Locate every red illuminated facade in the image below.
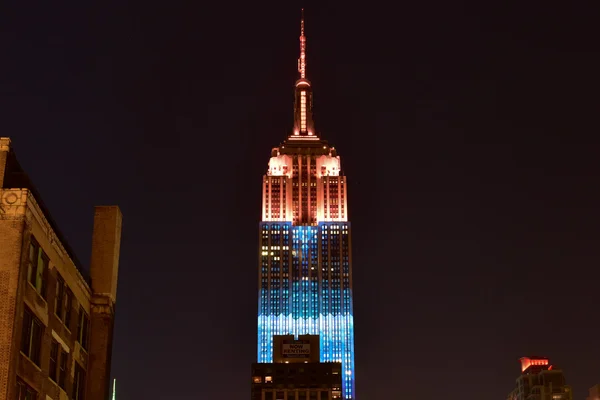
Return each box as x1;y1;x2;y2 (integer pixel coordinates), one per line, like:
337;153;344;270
262;11;347;226
520;357;550;372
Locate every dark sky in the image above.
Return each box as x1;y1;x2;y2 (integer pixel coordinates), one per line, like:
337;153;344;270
1;1;599;399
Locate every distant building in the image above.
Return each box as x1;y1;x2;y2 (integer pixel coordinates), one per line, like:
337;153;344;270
251;335;342;400
587;384;600;400
506;357;572;400
0;137;122;400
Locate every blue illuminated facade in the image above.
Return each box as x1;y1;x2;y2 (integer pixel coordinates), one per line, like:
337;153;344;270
258;222;355;398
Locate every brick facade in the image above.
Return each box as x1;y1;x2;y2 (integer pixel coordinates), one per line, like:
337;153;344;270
87;206;122;400
0;209;26;399
0;138;122;400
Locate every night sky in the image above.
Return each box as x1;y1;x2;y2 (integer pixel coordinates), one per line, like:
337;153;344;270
1;1;599;399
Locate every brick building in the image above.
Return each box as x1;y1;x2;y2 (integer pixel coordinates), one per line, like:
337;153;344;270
0;137;122;400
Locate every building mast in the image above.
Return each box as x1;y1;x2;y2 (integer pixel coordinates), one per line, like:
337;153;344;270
298;8;306;79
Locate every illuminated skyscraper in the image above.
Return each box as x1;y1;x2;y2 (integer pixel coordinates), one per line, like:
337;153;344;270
257;11;355;399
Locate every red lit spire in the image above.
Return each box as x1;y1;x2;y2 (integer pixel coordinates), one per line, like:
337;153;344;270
298;8;306;79
291;9;315;138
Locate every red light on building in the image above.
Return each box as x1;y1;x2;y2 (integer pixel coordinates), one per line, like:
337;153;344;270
520;357;549;372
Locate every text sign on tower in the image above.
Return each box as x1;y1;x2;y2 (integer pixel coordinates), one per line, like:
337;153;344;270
281;340;311;358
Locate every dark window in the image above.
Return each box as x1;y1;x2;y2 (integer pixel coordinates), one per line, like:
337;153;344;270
49;340;58;381
72;362;86;400
55;275;65;319
77;308;89;351
48;339;67;388
321;391;329;399
56;275;72;329
20;308;43;366
16;379;37;400
27;238;48;298
64;289;73;330
58;350;67;389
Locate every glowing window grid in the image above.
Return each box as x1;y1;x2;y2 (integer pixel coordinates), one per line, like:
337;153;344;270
258;223;355;399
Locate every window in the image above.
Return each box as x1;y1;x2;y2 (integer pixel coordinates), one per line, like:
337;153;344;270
16;379;37;400
21;308;43;366
49;340;58;382
27;238;48;298
64;289;73;329
49;340;67;389
56;274;72;329
77;308;90;351
58;349;67;389
72;362;86;400
55;275;65;320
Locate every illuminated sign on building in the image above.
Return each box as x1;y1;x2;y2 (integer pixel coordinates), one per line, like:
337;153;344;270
282;340;311;358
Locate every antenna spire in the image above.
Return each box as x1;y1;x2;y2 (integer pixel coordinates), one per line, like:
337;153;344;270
292;9;315;138
298;9;307;79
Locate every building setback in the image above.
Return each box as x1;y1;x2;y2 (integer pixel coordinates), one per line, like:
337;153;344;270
252;335;342;400
0;137;122;400
251;361;342;400
256;11;355;399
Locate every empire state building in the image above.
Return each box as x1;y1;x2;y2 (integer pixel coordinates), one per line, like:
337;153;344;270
257;12;356;399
